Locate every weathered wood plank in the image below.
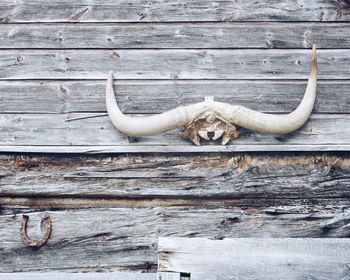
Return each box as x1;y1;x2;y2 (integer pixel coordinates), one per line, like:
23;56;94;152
2;23;350;49
0;0;349;22
1;154;349;198
0;0;348;277
1;145;350;153
158;237;350;280
1;80;350;114
3;197;349;212
1;272;156;280
157;272;180;280
1;206;350;272
0;49;346;80
0;114;349;152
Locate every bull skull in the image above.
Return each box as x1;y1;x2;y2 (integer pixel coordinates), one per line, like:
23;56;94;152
106;46;317;145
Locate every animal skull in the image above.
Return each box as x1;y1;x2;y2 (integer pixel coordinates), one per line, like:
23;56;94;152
179;102;240;145
106;46;317;145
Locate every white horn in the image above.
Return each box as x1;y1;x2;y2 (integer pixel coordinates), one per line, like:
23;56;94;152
106;71;193;136
106;46;317;145
231;45;317;134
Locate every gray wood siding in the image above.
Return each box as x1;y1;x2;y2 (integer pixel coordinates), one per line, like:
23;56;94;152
1;272;157;280
0;0;350;277
1;0;350;22
1;205;350;272
1;23;350;49
0;2;349;152
1;153;349;273
0;49;347;80
0;48;348;151
1;154;349;198
158;238;350;279
0;114;349;153
0;80;350;114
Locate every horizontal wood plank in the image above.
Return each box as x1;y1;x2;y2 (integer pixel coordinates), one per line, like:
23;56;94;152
3;197;349;212
1;0;349;276
0;49;346;80
1;145;350;153
0;113;349;152
157;272;181;280
158;237;350;279
1;154;349;198
1;206;350;272
0;80;349;114
1;272;156;280
1;23;350;49
0;0;349;22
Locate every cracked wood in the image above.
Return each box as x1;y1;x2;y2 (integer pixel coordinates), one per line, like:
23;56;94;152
0;205;350;273
0;153;349;198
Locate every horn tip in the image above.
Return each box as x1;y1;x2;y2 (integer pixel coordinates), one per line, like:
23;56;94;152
311;44;317;58
108;71;114;78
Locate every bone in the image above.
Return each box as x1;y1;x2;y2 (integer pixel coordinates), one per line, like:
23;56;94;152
105;46;317;145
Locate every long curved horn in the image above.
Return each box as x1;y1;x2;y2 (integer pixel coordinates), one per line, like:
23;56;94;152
106;71;191;136
231;45;317;134
106;46;317;145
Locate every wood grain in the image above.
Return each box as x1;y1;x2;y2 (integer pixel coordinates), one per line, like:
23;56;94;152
1;0;349;277
0;49;345;80
2;145;350;153
1;272;156;280
0;113;349;152
0;0;349;23
1;154;349;198
157;272;180;280
158;237;350;280
3;197;350;212
1;23;350;49
1;205;350;272
1;80;349;114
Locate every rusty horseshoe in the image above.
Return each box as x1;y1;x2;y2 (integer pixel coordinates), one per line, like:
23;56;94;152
20;212;52;248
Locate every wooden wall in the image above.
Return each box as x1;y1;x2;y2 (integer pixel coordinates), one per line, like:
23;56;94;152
0;0;350;275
